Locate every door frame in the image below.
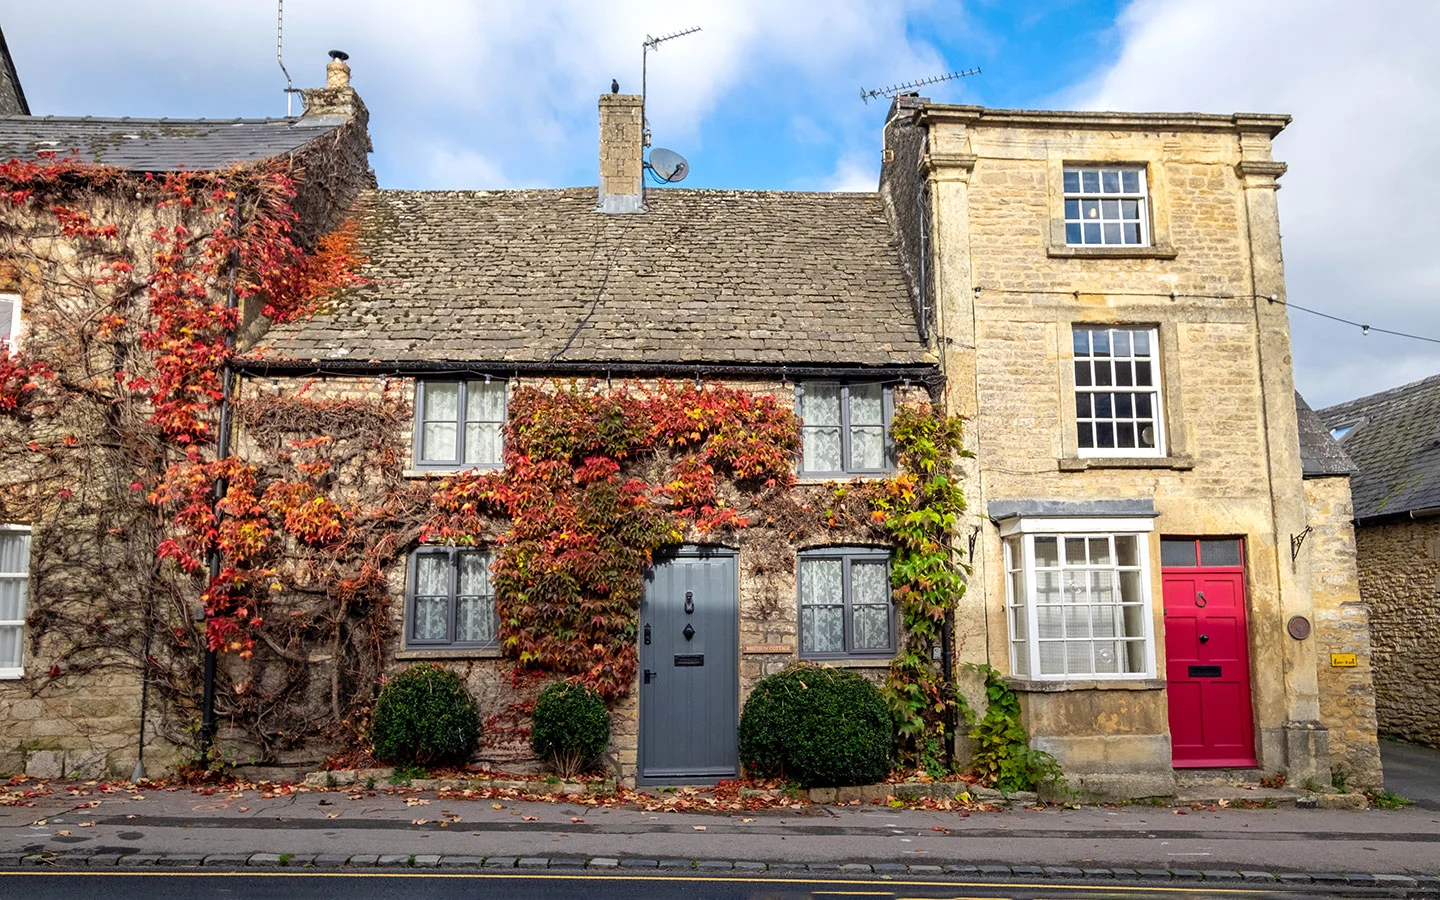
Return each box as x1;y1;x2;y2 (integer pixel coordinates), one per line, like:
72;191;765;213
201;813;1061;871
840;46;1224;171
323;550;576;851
636;544;741;785
1161;535;1258;768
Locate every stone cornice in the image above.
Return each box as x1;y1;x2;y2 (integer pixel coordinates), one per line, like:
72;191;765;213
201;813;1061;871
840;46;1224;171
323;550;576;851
922;152;977;173
918;105;1291;136
1236;160;1289;180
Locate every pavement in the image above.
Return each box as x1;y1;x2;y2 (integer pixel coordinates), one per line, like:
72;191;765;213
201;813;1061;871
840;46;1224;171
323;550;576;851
1381;739;1440;812
2;780;1439;889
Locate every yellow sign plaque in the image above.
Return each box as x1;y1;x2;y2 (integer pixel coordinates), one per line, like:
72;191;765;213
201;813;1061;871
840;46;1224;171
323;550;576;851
1331;653;1358;668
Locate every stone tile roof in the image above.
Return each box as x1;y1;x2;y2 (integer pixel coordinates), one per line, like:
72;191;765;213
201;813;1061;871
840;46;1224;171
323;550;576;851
1319;373;1440;520
0;115;346;170
258;188;931;368
1296;392;1355;478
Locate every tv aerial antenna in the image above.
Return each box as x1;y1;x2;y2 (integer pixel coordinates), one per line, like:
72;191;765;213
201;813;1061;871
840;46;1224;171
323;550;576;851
642;26;700;147
860;68;981;103
276;0;302;116
639;26;701;195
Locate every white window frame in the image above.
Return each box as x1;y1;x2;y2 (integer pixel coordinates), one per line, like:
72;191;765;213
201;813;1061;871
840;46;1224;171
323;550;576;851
1073;326;1166;459
1000;516;1156;682
0;293;21;353
0;524;32;679
1063;165;1151;247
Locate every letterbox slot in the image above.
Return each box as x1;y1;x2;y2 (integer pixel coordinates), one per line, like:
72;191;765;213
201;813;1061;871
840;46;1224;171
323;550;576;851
674;654;704;667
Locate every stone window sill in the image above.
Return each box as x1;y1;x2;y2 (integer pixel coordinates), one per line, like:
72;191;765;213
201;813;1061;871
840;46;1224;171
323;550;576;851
1059;456;1195;472
395;648;504;661
403;468;502;479
803;656;893;669
1005;677;1165;693
1047;244;1178;260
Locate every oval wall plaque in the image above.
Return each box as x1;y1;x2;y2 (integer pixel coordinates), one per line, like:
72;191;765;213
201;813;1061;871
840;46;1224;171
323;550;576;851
1287;615;1312;641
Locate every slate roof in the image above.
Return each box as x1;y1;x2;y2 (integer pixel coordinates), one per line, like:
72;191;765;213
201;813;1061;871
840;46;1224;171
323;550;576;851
0;26;27;117
1319;373;1440;520
258;188;932;368
0;115;346;171
1295;392;1355;478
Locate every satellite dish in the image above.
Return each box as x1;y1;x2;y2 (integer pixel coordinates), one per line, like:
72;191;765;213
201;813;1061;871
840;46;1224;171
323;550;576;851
647;147;689;183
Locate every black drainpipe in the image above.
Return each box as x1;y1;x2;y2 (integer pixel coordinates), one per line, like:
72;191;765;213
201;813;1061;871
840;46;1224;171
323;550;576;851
200;231;241;752
940;609;956;768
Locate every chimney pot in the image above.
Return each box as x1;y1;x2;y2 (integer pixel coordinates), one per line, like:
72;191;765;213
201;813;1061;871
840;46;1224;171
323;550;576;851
326;53;351;89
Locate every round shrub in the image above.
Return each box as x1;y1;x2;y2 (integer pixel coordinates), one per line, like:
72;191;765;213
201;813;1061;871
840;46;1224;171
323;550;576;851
738;664;893;788
369;664;481;767
531;680;611;778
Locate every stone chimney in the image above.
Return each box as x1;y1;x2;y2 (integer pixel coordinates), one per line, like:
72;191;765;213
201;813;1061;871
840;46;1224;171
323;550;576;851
300;50;366;121
597;93;644;214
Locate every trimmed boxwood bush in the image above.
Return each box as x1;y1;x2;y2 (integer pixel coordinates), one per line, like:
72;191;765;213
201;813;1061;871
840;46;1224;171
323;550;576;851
369;664;481;767
738;663;893;788
531;680;611;778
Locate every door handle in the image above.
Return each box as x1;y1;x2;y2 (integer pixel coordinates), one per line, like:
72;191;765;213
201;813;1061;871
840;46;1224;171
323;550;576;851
643;669;657;684
1199;634;1209;644
643;623;651;645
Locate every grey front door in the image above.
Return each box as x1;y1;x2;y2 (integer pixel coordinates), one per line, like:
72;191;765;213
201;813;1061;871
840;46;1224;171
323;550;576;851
638;547;739;781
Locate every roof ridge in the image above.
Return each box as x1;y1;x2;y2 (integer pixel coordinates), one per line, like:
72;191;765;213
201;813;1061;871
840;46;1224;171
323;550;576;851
1319;370;1440;419
365;187;881;198
0;114;321;126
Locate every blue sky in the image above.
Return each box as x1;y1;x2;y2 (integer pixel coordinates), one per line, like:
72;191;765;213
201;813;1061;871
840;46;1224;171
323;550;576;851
4;0;1438;405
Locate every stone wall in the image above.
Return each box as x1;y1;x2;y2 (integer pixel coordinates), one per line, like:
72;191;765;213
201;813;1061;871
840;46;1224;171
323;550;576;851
1355;516;1440;748
1305;476;1382;786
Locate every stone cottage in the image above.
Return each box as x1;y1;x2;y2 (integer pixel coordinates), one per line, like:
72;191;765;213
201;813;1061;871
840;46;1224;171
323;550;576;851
1321;374;1440;749
0;51;1381;794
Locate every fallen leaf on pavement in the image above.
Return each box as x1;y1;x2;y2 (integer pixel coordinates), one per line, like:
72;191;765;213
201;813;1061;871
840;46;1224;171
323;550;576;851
931;826;950;834
1174;809;1188;815
54;830;70;836
522;816;538;822
693;825;706;831
411;818;428;825
31;819;46;826
324;812;340;819
492;803;503;810
238;807;250;812
740;818;754;823
404;797;430;807
78;822;94;828
570;816;584;823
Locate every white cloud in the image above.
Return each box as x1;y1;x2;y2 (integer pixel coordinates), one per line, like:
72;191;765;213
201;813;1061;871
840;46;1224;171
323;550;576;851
1064;0;1440;406
5;1;948;191
821;150;880;192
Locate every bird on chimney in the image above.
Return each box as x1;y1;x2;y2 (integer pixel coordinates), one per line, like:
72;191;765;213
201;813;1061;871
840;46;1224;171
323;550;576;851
611;79;620;94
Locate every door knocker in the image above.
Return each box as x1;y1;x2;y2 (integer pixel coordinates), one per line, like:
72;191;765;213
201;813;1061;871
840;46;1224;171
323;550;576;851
684;591;694;615
1195;591;1207;608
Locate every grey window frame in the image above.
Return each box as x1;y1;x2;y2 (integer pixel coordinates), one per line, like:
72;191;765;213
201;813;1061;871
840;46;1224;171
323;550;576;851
405;546;499;650
797;547;896;660
796;382;895;478
412;378;507;471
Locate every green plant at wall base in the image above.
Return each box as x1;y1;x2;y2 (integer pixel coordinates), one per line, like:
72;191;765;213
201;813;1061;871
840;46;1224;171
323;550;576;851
860;404;971;768
963;664;1065;793
1366;790;1413;809
531;680;612;778
369;664;481;767
738;663;893;788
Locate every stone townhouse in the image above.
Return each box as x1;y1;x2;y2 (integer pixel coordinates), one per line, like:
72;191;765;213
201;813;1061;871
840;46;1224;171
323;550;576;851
879;96;1380;794
0;51;1380;794
1321;374;1440;749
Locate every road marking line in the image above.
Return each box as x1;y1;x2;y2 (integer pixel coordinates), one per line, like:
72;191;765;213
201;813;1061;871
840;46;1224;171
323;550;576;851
0;871;1276;893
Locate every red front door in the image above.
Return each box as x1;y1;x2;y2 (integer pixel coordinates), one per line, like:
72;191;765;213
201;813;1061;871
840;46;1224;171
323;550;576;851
1162;538;1256;768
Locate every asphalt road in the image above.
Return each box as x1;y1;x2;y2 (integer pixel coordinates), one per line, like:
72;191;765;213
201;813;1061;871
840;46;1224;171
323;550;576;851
0;872;1391;900
1381;740;1440;812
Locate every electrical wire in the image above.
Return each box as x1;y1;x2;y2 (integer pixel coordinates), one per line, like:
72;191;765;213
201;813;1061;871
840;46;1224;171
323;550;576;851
970;285;1440;346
